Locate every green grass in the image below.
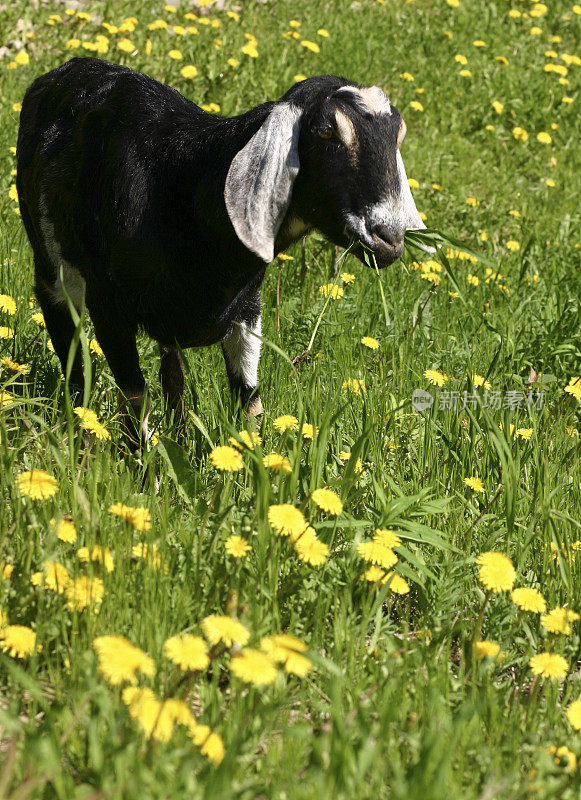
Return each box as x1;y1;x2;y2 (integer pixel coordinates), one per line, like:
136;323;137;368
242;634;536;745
0;1;580;798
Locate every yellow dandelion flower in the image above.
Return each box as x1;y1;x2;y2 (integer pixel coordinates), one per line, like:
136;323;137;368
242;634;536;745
65;575;104;612
273;414;298;433
357;541;398;569
294;528;329;566
537;132;552;147
529;652;568;680
319;283;344;300
466;196;478;207
262;453;292;474
15;50;29;65
109;503;151;531
93;636;155;685
230;648;278;685
131;543;162;570
363;565;387;583
163;634;209;671
2;563;14;581
476;551;516;593
268;504;307;540
410;100;424;111
191;726;225;764
65;38;81;49
472;374;491;390
300;423;316;440
202;614;249;647
400;71;414;81
0;391;15;408
511;587;546;613
0;625;37;658
88;338;104;356
225;535;251;558
260;634;311;676
228;58;240;68
548;745;576;772
311;488;343;515
17;470;58;500
0;356;30;374
374;529;402;548
464;476;484;492
475;640;500;659
209;444;243;472
341;272;355;284
424;369;447;387
564;377;581;400
455;54;468;65
512;126;529;142
515;428;533;440
491;101;504;114
77;545;114;573
117;38;135;53
168;49;182;60
301;40;320;53
338;451;364;474
180;65;198;79
361;336;379;349
382;572;410;594
566;699;581;731
242;43;258;57
229;430;262;450
293;73;306;81
74;407;111;440
541;607;579;635
30;312;45;326
123;689;179;742
0;294;16;315
459;69;472;78
30;561;69;593
342;377;365;394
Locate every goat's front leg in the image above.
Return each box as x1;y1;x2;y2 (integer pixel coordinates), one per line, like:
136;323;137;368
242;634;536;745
221;294;263;417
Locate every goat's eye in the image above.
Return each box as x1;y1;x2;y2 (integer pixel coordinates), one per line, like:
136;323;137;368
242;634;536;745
316;125;333;140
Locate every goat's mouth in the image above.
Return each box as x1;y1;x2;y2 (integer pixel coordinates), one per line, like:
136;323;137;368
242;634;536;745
348;235;404;269
343;219;404;269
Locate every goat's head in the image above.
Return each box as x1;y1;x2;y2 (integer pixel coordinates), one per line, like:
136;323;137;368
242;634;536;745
225;77;425;267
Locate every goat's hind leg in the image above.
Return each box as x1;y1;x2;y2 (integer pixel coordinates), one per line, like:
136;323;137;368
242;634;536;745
34;254;84;394
85;288;148;451
159;344;187;434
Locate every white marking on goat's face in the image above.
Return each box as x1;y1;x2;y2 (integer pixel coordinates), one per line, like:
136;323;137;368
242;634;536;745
334;85;391;116
334;108;357;155
359;86;391;115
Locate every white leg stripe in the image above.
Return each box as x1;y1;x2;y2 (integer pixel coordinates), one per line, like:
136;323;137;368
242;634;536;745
222;314;262;387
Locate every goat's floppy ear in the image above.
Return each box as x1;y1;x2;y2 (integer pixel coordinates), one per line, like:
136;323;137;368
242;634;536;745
225;103;302;263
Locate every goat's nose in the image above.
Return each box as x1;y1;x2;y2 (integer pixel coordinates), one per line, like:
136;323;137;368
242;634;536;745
371;223;404;251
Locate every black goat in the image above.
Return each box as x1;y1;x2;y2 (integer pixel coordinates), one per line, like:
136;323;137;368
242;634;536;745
17;57;424;445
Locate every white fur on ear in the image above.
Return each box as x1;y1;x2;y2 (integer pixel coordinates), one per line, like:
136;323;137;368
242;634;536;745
225;103;302;263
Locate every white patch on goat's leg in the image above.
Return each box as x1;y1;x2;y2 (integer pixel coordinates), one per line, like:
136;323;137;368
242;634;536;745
221;314;263;414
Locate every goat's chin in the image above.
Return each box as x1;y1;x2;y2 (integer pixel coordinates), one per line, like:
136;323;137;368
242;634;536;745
350;241;402;269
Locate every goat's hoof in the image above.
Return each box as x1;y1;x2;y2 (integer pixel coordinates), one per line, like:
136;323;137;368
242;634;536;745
246;396;264;418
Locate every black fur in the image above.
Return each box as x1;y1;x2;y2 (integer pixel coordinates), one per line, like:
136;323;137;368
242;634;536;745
16;58;414;434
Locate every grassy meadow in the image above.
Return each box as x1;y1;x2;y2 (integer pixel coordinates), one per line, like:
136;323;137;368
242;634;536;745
0;0;580;797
